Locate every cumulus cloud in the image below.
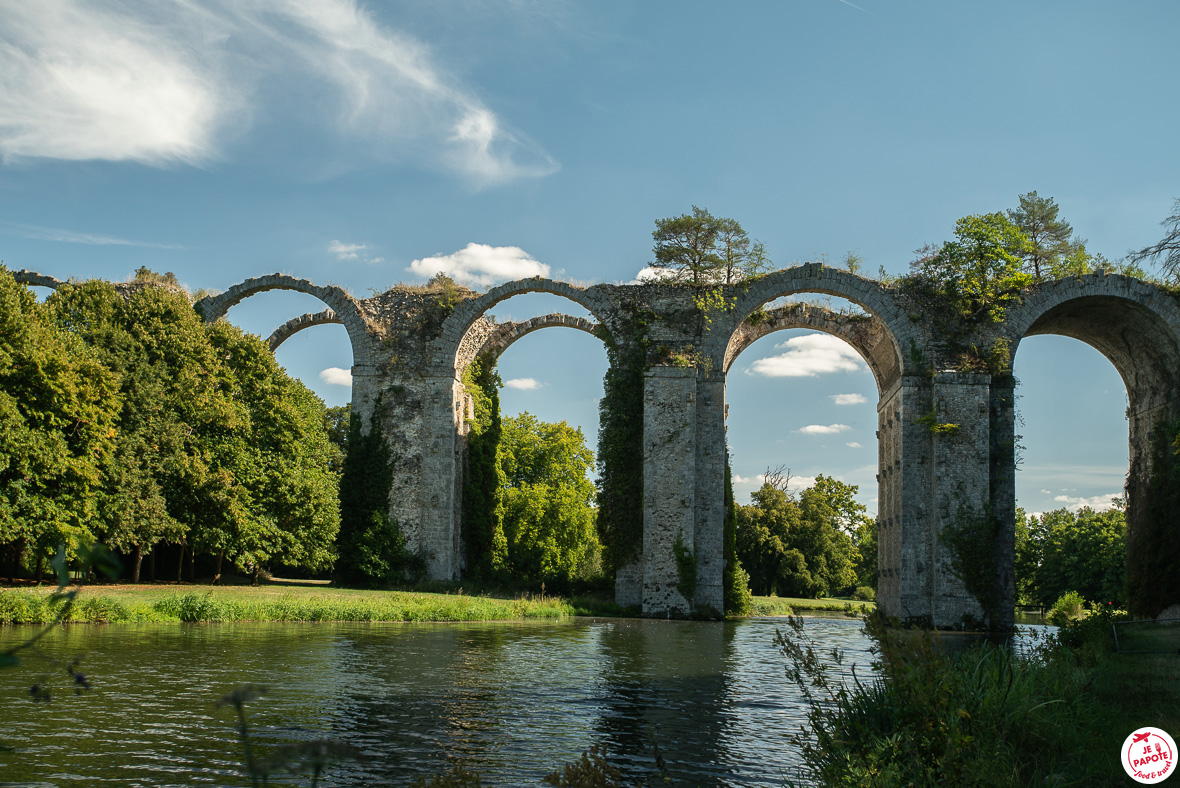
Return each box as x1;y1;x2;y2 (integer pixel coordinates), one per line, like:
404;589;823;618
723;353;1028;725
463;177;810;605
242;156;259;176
796;424;851;435
831;393;867;405
1052;493;1124;513
846;441;862;448
731;474;752;484
747;333;866;378
319;367;352;386
504;377;541;390
329;239;383;264
628;266;677;284
0;0;557;183
731;473;818;494
409;243;550;288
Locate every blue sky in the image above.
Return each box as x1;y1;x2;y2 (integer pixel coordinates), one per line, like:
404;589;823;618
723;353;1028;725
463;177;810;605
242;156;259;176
1;0;1177;517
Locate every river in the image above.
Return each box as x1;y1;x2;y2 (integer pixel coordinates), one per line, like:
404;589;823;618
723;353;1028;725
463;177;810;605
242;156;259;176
0;615;1047;786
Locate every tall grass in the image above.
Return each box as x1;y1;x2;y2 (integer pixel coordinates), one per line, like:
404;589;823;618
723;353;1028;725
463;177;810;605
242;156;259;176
779;612;1110;786
0;588;578;625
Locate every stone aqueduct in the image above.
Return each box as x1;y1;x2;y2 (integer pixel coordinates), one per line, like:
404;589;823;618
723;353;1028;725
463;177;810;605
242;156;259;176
16;266;1180;627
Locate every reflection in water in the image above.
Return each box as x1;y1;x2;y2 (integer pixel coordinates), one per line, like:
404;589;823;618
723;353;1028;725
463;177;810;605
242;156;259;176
0;617;881;786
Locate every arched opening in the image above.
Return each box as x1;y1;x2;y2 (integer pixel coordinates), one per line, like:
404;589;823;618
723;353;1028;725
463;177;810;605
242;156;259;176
1012;334;1129;616
452;291;611;587
218;290;356;408
1010;288;1180;616
723;291;892;603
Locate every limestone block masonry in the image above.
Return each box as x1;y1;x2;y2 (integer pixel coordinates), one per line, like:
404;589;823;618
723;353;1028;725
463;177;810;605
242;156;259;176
18;265;1180;628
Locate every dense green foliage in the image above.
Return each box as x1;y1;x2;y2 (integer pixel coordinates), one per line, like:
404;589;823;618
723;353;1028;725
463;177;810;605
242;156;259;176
649;206;769;285
595;331;645;574
1130;419;1180;616
496;412;599;584
779;611;1146;786
335;399;417;586
0;268;341;583
0;271;118;580
722;462;752;615
734;475;865;598
461;357;505;578
907;212;1033;325
1015;505;1127;608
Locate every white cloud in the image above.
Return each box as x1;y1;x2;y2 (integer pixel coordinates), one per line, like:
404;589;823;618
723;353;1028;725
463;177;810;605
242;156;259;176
831;393;867;406
0;1;557;183
329;239;382;264
319;367;352;386
747;333;866;378
1051;493;1123;513
731;474;752;484
409;242;550;288
846;441;862;448
504;377;541;390
1040;489;1052;495
329;240;365;260
629;266;677;284
796;424;851;435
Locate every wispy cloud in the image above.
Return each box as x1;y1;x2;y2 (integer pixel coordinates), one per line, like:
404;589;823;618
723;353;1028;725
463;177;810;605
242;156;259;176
328;240;383;264
409;242;549;288
504;377;541;390
1;221;181;249
0;1;557;183
319;367;352;386
833;0;877;16
747;333;866;378
831;393;867;406
1051;493;1123;513
796;423;851;435
846;441;862;448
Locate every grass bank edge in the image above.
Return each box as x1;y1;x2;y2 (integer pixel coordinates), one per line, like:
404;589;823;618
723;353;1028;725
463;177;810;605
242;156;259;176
0;585;871;624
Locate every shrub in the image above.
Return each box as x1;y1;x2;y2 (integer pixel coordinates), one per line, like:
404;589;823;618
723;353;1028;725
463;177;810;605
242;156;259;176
852;586;876;602
1047;590;1085;627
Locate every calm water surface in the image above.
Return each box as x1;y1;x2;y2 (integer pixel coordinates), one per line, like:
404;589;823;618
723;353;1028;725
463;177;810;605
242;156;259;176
2;616;1051;787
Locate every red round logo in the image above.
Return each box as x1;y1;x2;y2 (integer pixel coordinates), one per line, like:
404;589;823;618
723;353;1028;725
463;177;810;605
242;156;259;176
1123;727;1176;783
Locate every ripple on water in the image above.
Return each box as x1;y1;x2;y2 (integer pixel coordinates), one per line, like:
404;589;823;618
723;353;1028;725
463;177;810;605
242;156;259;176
0;617;887;786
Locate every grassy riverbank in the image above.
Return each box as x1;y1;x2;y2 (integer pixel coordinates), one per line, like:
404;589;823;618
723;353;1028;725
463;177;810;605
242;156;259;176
750;595;874;617
0;583;609;624
0;582;872;625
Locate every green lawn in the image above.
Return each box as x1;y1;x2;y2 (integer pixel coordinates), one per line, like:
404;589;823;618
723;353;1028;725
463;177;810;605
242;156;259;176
0;581;876;625
0;581;588;624
748;594;875;617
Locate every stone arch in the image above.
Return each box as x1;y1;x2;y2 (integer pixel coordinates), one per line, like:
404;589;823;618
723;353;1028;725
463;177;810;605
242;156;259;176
723;302;899;393
475;314;601;364
12;269;65;290
707;263;911;390
1004;274;1180;410
433;278;617;375
709;265;919;622
195;274;373;362
267;309;342;352
1002;273;1180;616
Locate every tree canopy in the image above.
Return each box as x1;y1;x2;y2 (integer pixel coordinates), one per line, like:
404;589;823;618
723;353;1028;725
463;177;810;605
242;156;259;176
734;474;863;598
1015;505;1127;607
495;412;599;584
1;268;340;583
650;206;770;285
